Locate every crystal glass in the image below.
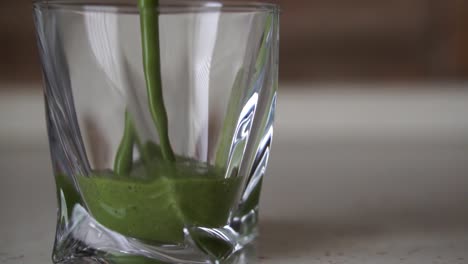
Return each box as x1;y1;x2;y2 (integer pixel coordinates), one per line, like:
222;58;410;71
34;0;279;263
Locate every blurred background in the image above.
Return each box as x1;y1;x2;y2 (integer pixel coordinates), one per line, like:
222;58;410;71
3;0;468;84
1;1;468;263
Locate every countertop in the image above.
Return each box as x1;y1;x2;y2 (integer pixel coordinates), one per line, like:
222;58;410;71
1;84;468;263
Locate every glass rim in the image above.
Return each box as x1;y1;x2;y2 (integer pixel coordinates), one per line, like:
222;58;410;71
33;0;279;14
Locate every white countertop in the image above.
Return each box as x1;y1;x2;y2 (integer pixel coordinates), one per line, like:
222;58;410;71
1;84;468;263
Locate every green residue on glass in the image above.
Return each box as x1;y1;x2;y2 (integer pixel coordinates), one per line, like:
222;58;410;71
255;14;273;73
55;173;82;218
214;69;244;169
113;111;135;175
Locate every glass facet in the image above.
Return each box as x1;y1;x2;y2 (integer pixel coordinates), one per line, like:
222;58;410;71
34;1;279;263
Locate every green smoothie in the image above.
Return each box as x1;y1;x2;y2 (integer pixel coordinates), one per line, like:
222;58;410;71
72;0;244;252
77;161;241;244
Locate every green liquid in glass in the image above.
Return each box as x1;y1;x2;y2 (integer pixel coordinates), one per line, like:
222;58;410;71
76;162;241;244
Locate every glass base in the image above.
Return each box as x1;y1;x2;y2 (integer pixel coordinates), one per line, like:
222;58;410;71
52;205;259;264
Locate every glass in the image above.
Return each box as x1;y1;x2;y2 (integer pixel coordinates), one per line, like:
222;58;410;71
33;0;279;263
